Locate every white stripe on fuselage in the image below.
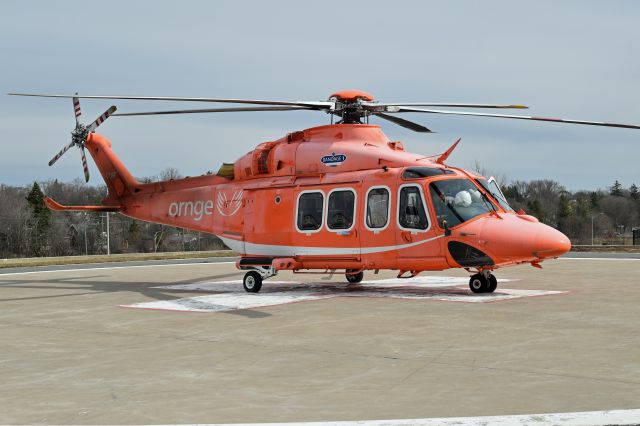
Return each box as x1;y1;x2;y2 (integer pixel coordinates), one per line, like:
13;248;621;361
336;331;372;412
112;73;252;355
218;235;444;256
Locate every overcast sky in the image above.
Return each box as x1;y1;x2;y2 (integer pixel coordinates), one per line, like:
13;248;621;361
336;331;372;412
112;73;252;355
1;0;639;191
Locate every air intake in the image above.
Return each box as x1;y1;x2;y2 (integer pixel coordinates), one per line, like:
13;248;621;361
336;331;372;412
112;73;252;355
448;241;494;267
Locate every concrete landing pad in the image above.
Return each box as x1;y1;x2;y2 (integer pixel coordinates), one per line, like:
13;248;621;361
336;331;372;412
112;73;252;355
0;258;639;424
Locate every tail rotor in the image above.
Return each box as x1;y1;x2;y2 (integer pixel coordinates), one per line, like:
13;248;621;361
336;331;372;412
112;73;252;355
48;94;116;182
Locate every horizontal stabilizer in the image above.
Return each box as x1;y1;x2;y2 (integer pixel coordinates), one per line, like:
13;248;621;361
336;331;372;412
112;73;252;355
44;197;121;212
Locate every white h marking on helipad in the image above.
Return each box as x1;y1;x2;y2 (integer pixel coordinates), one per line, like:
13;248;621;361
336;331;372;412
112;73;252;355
120;276;566;313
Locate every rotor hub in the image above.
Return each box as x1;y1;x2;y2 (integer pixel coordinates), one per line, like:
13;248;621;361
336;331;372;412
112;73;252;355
328;90;376;124
71;122;89;147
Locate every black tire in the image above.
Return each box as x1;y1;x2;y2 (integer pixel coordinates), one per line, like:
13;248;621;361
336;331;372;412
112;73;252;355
346;269;364;284
487;274;498;293
469;273;489;293
243;271;262;293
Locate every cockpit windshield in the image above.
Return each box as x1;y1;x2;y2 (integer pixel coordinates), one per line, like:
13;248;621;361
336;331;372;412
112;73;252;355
429;179;497;228
477;178;513;212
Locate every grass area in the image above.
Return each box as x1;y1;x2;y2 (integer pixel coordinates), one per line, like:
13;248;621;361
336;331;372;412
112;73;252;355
0;250;238;269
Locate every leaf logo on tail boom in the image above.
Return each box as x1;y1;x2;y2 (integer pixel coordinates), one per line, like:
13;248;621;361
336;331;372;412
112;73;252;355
216;190;243;216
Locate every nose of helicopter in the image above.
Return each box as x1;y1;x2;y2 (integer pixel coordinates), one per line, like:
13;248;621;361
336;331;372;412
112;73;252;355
533;224;572;259
453;214;572;266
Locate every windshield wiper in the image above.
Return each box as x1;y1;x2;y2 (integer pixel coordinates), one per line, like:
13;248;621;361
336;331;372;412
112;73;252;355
480;192;498;212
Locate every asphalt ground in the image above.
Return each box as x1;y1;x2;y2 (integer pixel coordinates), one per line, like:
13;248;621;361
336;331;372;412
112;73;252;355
0;255;639;424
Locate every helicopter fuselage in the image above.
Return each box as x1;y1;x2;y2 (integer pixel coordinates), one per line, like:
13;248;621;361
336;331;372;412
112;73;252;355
78;123;571;281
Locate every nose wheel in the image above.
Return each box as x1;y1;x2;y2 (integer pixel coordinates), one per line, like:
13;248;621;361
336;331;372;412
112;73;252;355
469;272;497;293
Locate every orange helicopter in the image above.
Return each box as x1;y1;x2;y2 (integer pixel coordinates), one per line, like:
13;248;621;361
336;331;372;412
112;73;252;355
10;90;640;293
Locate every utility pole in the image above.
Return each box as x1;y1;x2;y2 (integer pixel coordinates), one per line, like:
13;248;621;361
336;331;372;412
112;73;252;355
106;212;110;255
84;213;88;256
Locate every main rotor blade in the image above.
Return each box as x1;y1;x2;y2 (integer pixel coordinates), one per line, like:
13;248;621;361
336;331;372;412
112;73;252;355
395;107;640;130
112;105;314;116
73;94;81;124
8;93;333;109
374;112;432;133
86;105;117;132
48;140;75;166
365;102;528;109
80;146;90;182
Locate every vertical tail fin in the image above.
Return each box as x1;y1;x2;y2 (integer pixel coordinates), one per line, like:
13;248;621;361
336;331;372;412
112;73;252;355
85;133;139;204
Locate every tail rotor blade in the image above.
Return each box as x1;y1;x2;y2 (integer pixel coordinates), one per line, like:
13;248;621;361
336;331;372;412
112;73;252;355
87;105;117;132
80;146;90;182
48;140;76;166
73;93;81;124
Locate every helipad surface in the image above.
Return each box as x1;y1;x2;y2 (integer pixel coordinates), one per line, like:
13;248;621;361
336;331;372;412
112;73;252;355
0;257;639;424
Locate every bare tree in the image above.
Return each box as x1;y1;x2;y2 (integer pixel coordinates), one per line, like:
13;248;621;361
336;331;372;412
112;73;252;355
159;167;182;181
472;160;509;187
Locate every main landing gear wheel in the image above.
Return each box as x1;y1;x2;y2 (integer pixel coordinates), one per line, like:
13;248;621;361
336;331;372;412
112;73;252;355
487;274;498;293
346;269;364;284
469;273;497;294
243;271;263;293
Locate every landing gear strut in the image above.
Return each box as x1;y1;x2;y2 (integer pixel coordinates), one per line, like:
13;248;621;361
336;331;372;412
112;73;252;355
241;265;277;293
469;271;497;294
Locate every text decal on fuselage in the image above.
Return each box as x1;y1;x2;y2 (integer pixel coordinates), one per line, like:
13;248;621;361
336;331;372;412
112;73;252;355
321;152;347;167
168;200;214;221
167;190;243;221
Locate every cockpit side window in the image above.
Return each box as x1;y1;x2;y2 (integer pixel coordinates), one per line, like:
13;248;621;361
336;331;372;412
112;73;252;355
398;185;429;230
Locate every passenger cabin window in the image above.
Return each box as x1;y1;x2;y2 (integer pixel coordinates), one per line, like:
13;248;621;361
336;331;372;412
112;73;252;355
297;192;324;231
398;186;429;230
327;190;355;230
366;187;390;229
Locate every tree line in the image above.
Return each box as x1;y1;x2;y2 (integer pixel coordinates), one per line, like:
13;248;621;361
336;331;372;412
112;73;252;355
0;170;638;259
0;168;226;259
502;179;639;245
